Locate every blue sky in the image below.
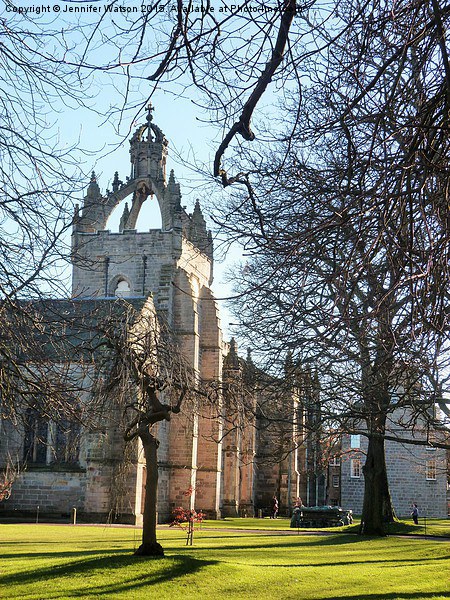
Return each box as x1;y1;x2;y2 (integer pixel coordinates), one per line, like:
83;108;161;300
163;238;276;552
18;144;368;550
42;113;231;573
61;92;241;335
3;2;287;340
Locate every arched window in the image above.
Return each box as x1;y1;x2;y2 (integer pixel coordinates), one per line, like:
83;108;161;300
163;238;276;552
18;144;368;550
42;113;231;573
23;407;81;466
52;419;81;465
23;408;48;464
115;279;131;297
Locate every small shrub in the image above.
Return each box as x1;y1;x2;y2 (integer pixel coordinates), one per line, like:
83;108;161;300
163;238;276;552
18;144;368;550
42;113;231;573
170;507;205;545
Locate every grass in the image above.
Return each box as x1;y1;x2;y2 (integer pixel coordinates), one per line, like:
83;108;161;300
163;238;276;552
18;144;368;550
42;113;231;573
202;516;450;538
0;522;449;599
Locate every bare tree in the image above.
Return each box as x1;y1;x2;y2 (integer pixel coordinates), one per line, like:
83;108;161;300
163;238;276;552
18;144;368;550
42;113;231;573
189;0;450;535
70;0;313;174
0;455;22;502
211;20;450;525
96;297;200;556
64;1;447;200
0;10;95;446
2;0;449;538
1;9;92;297
215;126;449;531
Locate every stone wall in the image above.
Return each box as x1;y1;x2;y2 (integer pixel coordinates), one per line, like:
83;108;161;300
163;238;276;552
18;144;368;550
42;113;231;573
72;229;175;301
386;438;447;518
1;470;87;518
340;432;448;518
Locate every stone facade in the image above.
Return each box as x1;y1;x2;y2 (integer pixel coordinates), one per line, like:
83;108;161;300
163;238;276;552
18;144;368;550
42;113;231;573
0;108;292;524
71;107;222;523
340;417;448;518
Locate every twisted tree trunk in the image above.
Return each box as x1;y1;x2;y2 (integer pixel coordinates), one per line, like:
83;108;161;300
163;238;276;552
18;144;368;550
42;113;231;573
134;427;164;557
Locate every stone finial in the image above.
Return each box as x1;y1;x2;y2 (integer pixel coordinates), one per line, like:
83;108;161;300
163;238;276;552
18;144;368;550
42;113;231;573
191;199;206;227
244;347;256;384
86;171;101;199
72;204;80;230
284;351;294;376
193;198;202;215
119;202;130;233
247;348;254;365
168;170;182;213
207;231;214;256
189;199;209;253
112;171;122;192
224;337;240;370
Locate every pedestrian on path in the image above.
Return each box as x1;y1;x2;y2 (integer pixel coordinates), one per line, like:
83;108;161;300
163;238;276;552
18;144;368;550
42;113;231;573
271;495;279;519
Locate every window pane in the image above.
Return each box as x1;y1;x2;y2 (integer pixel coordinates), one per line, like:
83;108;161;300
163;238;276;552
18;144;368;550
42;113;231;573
52;418;81;465
350;435;361;449
351;459;361;478
23;408;48;465
426;459;436;480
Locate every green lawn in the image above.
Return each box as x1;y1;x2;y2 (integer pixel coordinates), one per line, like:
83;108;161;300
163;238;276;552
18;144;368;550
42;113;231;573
0;523;449;599
202;516;450;538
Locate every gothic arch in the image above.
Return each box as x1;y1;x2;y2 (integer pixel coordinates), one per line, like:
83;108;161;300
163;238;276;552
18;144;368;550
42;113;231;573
75;106;181;235
105;178;167;231
109;274;132;298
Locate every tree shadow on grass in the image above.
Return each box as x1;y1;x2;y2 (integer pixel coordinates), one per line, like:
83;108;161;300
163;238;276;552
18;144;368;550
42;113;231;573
183;532;448;560
183;534;383;553
0;552;217;597
321;593;450;600
294;534;368;546
2;548;128;560
244;554;449;568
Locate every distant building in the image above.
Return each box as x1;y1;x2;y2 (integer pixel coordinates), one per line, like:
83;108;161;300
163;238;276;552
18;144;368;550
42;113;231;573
339;408;448;518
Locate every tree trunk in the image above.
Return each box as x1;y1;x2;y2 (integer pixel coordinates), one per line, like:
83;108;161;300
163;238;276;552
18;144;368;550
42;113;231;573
134;428;164;557
359;434;396;536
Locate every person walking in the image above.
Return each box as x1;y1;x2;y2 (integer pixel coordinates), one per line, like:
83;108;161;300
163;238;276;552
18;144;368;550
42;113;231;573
271;495;279;519
411;503;419;525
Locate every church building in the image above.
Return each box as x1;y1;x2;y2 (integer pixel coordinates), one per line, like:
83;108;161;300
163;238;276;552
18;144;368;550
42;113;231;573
2;108;445;523
0;107;307;524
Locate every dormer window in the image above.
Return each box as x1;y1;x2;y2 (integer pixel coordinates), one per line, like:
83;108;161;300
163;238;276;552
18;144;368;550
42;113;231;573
115;279;131;297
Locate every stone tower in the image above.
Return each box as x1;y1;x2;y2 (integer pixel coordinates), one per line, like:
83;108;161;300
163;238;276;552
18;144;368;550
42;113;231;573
72;105;223;522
